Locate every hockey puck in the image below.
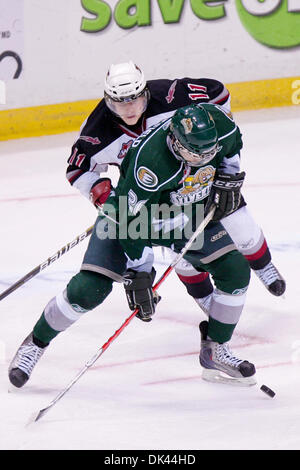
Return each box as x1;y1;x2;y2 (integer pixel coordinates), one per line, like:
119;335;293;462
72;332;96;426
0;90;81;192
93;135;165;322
260;384;276;398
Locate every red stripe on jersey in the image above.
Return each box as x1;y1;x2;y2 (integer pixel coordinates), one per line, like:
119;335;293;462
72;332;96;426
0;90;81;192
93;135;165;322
177;272;209;284
117;124;138;138
67;169;83;184
118;116;146;138
244;239;268;261
214;92;230;104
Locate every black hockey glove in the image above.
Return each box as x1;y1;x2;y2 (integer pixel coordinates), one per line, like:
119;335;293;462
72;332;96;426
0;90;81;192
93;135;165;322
123;268;161;322
206;171;245;221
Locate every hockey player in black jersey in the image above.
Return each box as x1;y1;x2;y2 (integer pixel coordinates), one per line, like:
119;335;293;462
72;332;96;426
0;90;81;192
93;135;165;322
66;61;285;302
7;64;285;390
9;104;258;388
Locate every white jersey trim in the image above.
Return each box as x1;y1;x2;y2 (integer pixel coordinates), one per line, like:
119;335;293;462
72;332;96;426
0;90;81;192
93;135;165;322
133;119;184;192
72;171;101;199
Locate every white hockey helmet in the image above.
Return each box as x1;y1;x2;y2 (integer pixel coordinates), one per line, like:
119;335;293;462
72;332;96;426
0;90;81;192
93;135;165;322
104;61;150;117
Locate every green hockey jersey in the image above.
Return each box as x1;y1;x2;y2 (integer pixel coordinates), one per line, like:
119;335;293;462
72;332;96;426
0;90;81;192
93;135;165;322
106;103;243;266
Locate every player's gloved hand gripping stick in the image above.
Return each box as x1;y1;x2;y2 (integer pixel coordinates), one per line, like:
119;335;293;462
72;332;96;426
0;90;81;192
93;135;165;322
205;171;245;221
31;205;216;423
124;268;161;322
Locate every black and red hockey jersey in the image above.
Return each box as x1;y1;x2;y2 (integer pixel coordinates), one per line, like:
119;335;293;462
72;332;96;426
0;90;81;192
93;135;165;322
66;77;231;199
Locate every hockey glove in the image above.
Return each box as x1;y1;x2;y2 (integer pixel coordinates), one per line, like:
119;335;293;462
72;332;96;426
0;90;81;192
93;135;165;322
90;178;112;208
124;268;161;322
206;171;245;221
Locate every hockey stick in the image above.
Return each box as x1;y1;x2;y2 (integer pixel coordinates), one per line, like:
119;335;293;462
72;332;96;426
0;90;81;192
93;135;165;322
0;226;94;302
0;205;118;302
32;206;216;422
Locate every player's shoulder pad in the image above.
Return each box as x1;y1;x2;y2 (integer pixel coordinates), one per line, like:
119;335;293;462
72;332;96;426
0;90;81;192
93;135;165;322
177;77;226;100
199;104;242;157
131;119;181;192
146;78;183;108
79;99;113;145
198;103;236;133
147;78;175;95
83;99;107;128
198;102;234;119
132;119;168;190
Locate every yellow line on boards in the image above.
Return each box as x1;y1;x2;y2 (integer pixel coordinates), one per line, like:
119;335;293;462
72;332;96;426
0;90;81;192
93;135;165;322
227;76;300;111
0;76;299;141
0;100;99;141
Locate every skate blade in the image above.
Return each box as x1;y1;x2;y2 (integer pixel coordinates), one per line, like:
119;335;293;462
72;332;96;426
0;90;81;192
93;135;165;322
202;368;257;387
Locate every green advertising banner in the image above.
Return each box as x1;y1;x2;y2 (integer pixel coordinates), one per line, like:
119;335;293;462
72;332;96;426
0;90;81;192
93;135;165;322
236;0;300;48
80;0;300;49
1;1;299;140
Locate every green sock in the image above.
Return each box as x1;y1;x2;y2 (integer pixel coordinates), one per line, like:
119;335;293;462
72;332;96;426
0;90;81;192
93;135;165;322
208;317;236;344
33;312;60;345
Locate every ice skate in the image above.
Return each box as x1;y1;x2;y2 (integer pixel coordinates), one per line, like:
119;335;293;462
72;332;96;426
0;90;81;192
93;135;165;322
8;333;48;388
199;321;256;386
254;261;286;296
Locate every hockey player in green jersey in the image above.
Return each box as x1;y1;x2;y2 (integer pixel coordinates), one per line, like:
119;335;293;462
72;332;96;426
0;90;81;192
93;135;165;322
68;61;285;300
9;104;256;388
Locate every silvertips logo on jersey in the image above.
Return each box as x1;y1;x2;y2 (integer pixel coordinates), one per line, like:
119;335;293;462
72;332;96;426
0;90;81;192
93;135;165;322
95;195;205;251
171;165;215;206
136;166;158;188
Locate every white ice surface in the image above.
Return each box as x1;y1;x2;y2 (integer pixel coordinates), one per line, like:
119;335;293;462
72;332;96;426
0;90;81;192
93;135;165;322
0;106;299;450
